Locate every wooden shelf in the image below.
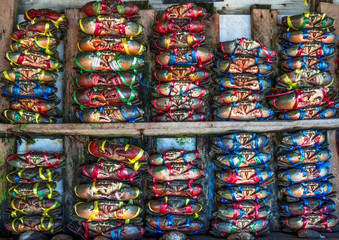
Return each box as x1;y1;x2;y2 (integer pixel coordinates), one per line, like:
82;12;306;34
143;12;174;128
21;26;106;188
1;119;338;137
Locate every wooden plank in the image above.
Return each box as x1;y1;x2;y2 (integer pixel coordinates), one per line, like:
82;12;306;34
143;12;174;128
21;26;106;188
251;5;279;54
63;8;81;123
0;137;16;236
62;135;89;232
138;10;155;122
318;2;339;90
0;120;338;136
0;0;18;122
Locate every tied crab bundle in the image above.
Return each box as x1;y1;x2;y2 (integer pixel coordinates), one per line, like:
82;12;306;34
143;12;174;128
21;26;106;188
278;130;326;149
7;150;63;169
154;19;204;35
146;214;204;234
280;29;337;45
157;3;206;21
8;182;60;199
282;214;338;232
79;16;143;36
78;36;145;56
74;200;142;221
280;198;335;216
154;66;210;83
9;198;61;218
6;216;62;233
147;197;202;216
68;221;144;240
4;110;55;123
216;185;270;202
150;150;199;165
10;36;60;56
77;105;144;123
215;167;273;185
281;43;335;59
152;96;203;112
24;9;68;28
148;180;202;199
149;163;202;182
152;110;205;122
0;67;58;83
73;87;140;108
2;82;57;100
6;167;62;184
82;0;139;18
74;180;140;201
281;12;335;31
11;21;59;41
9;98;61;117
76;71;141;88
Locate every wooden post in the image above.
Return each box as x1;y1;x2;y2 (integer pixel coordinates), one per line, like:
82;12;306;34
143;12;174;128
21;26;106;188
63;8;82;123
62;135;89;231
0;137;16;236
250;5;278;54
317;3;339;90
0;0;18;122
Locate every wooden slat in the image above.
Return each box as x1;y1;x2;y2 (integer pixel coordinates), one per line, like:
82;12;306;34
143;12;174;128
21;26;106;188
251;5;279;53
0;137;16;236
62;135;89;231
318;2;339;90
63;8;81;123
0;120;338;136
0;0;18;122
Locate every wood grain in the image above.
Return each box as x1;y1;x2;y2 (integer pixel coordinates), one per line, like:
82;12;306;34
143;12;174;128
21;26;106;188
63;8;81;123
0;0;18;122
62;135;89;231
318;3;339;90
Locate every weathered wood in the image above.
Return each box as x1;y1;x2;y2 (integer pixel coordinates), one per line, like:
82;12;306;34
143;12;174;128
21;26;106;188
318;2;339;90
62;135;89;232
138;10;155;122
251;5;279;53
310;0;333;12
63;8;82;123
0;137;16;236
0;0;18;123
0;120;338;137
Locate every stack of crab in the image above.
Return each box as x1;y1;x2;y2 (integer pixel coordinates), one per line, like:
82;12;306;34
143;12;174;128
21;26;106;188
1;9;67;123
68;139;147;240
277;130;338;233
151;3;212;122
5;151;65;234
73;0;145;123
268;12;338;119
209;133;273;238
213;38;275;120
145;149;205;236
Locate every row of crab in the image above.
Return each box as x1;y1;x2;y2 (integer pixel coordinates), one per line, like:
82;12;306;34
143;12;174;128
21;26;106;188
150;3;211;122
266;12;338;120
72;0;146;123
276;130;338;233
0;9;68;123
209;133;273;238
5;150;65;234
145;147;205;236
67;139;148;240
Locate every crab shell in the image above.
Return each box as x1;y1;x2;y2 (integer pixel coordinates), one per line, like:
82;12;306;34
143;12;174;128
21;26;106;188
6;167;61;184
73;51;144;71
150;150;198;165
213;150;270;168
2;82;57;99
216;185;269;201
154;19;204;34
74;180;140;201
10;98;60;117
82;1;139;17
74;200;141;221
281;12;335;30
213;89;264;104
4;110;55;124
6;216;62;233
153;96;203;111
281;56;330;71
211;218;268;235
148;180;202;198
24;9;68;27
275;69;334;90
147;197;202;215
216;167;273;185
78;105;144;123
215;73;271;91
280;130;326;147
154;31;205;50
149;163;202;181
281;43;335;59
9;182;58;199
214;102;273;121
280;29;337;44
280;198;335;216
6;51;61;70
157;3;206;20
153;110;205;122
11;21;57;41
10;36;59;55
280;181;333;198
155;82;208;98
76;72;141;88
88;140;148;162
146;215;204;233
214;201;270;219
277;106;337;120
0;67;57;83
78;36;144;55
282;214;338;232
79;16;143;36
154;67;209;82
216;56;271;74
